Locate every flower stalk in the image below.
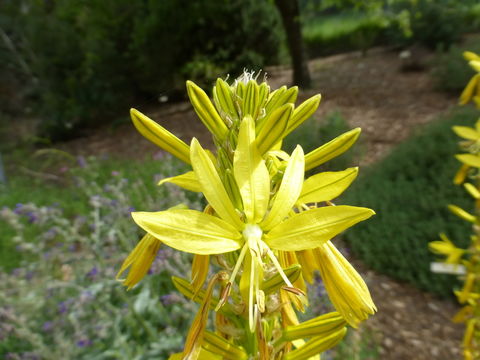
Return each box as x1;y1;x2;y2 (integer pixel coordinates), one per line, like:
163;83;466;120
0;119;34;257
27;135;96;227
117;72;376;359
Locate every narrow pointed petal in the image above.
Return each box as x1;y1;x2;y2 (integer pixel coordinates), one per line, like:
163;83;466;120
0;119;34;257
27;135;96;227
256;103;293;154
315;241;376;328
284;328;347;360
460;74;480;105
213;78;238;122
234;116;270;223
132;209;242;255
448;204;477;223
456;154;480;168
203;331;248;360
265;206;375;251
261;264;302;295
187;81;228;139
191;254;210;294
183;274;220;360
116;233;161;289
298;167;358;204
130;109;191;164
243;80;260;118
158;171;202;192
190;138;244;230
283;312;346;341
304;128;361;171
464;51;480;61
285;94;321;136
261;146;305;230
452;126;480;141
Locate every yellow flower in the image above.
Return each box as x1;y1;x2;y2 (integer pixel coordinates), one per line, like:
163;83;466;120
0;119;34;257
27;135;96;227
429;233;465;265
128;116;374;331
314;241;377;328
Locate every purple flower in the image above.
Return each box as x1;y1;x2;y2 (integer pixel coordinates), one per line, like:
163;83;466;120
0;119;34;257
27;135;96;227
14;203;23;214
86;267;98;278
76;338;92;347
42;321;54;332
77;156;87;168
111;170;120;176
26;212;38;224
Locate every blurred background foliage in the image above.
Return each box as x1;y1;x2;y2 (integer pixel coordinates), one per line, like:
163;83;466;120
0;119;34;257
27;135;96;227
1;0;480;142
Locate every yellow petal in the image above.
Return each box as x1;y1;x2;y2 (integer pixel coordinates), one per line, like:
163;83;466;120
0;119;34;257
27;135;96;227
454;164;470;185
452;126;480;141
283;312;346;341
203;331;248;360
234;116;270;223
298;167;358;204
213;78;238;122
261;264;302;294
158;171;202;192
191;254;210;295
456;154;480;168
190;138;244;230
183;274;220;360
460;74;480;105
265;206;375;251
284;327;347;360
464;183;480;199
256;103;293;154
132;209;242;255
116;233;161;289
130;109;191;164
464;51;480;61
470;60;480;72
448;204;477;223
285;94;321;136
315;241;376;327
186;81;228;140
243;80;260;118
261;145;305;230
304;128;361;171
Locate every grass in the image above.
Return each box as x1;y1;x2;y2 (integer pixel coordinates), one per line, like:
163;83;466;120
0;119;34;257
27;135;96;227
302;12;387;56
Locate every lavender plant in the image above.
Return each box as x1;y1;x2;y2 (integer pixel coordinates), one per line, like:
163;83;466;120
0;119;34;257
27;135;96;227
0;157;202;359
118;73;376;359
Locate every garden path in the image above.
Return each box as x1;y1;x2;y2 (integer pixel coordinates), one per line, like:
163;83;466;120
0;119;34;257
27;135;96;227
62;48;463;360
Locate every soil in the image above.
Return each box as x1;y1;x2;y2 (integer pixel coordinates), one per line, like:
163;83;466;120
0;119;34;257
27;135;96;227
59;47;463;359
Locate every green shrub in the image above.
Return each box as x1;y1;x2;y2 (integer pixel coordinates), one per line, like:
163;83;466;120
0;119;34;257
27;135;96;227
341;107;477;297
385;0;474;49
431;37;480;93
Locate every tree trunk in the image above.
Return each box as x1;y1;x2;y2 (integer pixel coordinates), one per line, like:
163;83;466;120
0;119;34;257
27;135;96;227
275;0;311;88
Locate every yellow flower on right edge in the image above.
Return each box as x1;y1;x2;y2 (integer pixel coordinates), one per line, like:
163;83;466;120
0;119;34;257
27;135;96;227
431;51;480;360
